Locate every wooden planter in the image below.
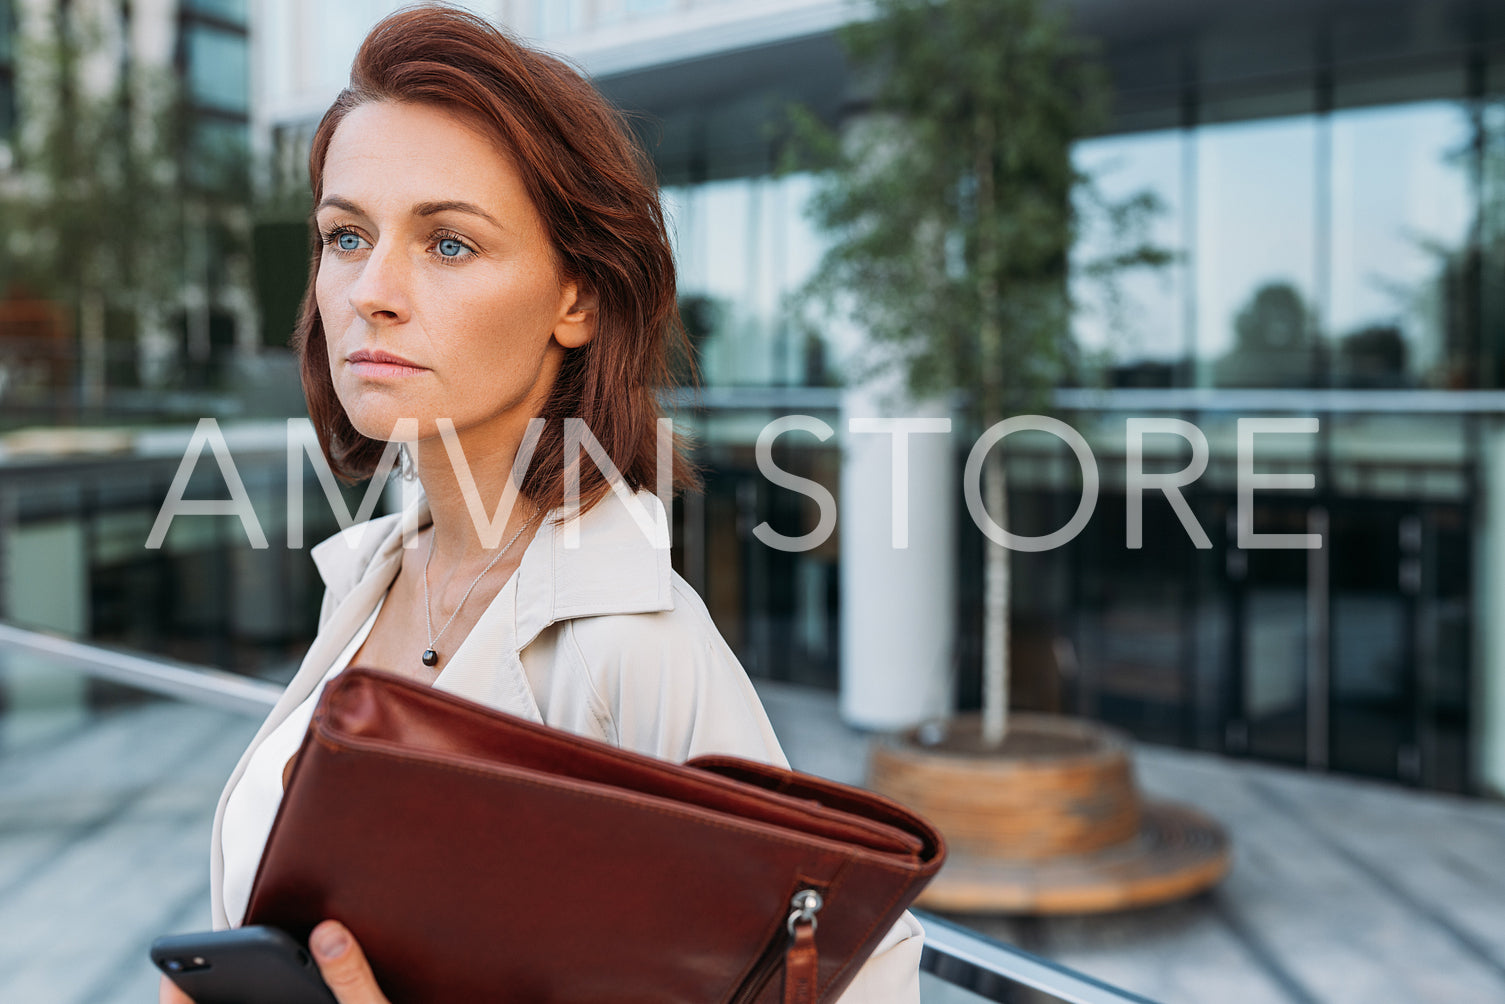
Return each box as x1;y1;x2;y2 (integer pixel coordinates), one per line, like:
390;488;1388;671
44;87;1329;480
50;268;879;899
869;712;1230;914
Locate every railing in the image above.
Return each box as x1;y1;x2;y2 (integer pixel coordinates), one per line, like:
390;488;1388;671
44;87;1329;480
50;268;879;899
0;623;282;714
916;911;1158;1003
0;623;1160;1004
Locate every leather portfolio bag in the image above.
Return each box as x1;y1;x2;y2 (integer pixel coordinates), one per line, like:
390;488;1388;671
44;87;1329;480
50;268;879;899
245;667;945;1003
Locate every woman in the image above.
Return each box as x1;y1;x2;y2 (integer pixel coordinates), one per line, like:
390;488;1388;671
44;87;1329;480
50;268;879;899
162;7;923;1003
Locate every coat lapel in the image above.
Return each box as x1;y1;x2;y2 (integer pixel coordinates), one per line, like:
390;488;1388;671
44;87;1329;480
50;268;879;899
514;490;675;652
432;574;543;722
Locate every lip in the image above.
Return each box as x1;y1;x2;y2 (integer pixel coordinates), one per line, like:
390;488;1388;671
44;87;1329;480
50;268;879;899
347;348;428;377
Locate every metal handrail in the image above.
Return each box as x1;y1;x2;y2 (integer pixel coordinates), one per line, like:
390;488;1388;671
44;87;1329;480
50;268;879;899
0;623;1159;1004
0;622;281;715
916;910;1160;1003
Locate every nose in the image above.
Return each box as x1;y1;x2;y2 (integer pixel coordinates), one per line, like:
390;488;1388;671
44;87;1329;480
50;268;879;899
346;238;411;324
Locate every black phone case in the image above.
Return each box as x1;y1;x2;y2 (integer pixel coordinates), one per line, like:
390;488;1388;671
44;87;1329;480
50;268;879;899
150;926;338;1004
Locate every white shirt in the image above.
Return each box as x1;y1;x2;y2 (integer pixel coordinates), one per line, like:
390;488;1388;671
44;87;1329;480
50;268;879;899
220;596;384;926
209;487;923;1001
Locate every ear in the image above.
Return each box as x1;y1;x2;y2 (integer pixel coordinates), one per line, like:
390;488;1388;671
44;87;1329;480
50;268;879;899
554;282;598;349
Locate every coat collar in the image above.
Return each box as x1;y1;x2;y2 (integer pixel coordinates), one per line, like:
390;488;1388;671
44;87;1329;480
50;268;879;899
309;484;676;653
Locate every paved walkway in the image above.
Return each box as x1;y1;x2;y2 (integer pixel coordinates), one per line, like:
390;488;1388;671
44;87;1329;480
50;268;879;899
0;699;259;1004
757;684;1505;1004
0;681;1502;1003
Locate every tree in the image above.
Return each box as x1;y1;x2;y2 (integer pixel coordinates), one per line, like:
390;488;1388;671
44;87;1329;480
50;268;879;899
790;0;1168;744
0;7;248;405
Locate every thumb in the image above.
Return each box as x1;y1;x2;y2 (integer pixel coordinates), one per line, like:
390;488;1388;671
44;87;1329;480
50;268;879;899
158;973;195;1003
310;920;390;1004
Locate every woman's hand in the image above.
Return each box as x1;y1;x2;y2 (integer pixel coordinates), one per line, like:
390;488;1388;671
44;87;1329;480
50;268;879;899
155;921;390;1004
159;973;192;1003
306;920;392;1004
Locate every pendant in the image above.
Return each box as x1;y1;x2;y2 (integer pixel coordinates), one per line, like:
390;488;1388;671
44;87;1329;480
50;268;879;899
422;648;439;667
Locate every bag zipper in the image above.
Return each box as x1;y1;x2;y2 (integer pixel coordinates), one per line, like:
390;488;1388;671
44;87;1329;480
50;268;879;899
729;889;823;1004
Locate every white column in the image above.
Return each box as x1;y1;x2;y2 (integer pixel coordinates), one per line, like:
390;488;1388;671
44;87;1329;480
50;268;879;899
838;384;954;730
1477;422;1505;797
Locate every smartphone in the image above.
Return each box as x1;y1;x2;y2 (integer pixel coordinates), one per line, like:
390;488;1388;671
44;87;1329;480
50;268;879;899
150;926;338;1004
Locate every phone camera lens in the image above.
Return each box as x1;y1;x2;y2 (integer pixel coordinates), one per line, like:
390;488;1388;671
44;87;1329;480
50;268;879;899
165;960;184;972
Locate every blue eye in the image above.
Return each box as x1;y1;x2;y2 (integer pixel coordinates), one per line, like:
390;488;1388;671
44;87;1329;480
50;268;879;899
437;237;468;258
337;232;365;251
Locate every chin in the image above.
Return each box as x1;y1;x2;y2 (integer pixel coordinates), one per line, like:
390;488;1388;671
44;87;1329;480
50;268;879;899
339;400;425;444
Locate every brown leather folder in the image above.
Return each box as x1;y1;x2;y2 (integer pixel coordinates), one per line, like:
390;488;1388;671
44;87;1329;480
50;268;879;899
245;667;945;1003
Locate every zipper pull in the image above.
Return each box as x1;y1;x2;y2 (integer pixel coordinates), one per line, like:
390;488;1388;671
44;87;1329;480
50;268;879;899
784;889;823;1004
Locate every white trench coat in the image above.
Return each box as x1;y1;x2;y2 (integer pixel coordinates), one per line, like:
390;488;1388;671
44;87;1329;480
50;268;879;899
208;487;923;1002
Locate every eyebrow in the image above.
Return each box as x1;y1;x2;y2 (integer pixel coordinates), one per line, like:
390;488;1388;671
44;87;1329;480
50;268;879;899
315;196;502;229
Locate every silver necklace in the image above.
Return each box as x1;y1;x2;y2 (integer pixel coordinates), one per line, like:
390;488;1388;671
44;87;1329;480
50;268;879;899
421;504;540;669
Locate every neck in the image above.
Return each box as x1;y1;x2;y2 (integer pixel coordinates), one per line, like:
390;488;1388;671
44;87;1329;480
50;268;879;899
413;422;541;568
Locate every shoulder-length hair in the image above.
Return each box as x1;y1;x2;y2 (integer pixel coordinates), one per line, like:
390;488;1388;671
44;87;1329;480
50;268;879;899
295;5;695;512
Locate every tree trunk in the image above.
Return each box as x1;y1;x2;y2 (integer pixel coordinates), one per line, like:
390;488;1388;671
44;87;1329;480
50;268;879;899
973;107;1010;746
981;450;1011;745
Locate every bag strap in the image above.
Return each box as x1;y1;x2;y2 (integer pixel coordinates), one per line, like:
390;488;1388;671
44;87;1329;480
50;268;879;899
784;889;822;1004
784;922;818;1004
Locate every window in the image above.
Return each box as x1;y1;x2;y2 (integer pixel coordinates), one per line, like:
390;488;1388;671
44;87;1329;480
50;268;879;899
0;0;14;142
1196;115;1321;387
666;173;832;388
183;0;247;26
1072;129;1187;387
189;118;250;193
1329;102;1471;389
185;24;249;114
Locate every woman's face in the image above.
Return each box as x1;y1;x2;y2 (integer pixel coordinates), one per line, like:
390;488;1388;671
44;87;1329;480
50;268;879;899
314;101;592;448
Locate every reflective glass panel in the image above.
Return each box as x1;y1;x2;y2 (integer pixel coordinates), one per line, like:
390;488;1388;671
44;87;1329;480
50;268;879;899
185;25;248;113
669;179;753;385
0;75;13;141
0;0;12;62
1195;115;1320;387
189;118;249;192
1481;80;1505;387
184;0;247;24
1329;102;1471;389
1072;128;1187;387
666;175;831;388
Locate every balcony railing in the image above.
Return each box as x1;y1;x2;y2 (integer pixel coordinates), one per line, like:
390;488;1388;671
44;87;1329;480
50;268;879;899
0;622;1159;1004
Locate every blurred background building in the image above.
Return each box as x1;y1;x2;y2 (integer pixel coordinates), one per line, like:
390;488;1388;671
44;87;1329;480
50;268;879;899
2;0;1504;804
0;0;329;692
1;0;256;406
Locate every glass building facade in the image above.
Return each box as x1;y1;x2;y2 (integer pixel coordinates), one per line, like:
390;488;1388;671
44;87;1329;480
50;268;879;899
1044;3;1495;792
584;0;1505;794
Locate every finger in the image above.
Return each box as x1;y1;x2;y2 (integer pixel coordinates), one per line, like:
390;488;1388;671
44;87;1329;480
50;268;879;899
310;920;390;1004
158;973;195;1003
